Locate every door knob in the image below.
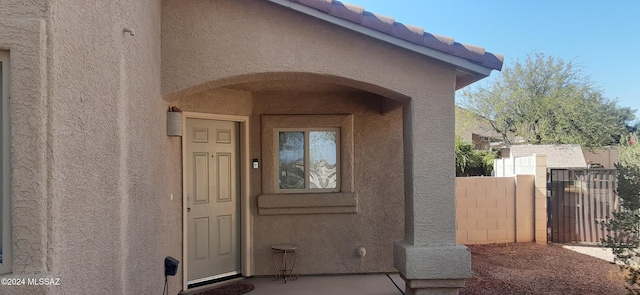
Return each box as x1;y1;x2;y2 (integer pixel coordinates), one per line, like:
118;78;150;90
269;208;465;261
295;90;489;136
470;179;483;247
187;208;191;212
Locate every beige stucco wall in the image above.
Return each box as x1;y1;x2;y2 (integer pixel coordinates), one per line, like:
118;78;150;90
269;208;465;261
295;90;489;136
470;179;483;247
583;147;618;169
0;3;49;295
171;88;252;116
161;0;453;102
45;1;181;294
168;89;403;276
162;0;458;278
169;89;404;275
0;0;468;293
0;0;48;19
161;0;468;288
0;1;186;295
251;92;404;275
456;176;537;244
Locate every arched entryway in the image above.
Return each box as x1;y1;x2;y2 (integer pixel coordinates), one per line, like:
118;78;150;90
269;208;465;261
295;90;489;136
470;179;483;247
166;72;411;290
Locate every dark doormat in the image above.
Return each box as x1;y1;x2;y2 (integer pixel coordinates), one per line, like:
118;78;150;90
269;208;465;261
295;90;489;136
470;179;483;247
194;282;254;295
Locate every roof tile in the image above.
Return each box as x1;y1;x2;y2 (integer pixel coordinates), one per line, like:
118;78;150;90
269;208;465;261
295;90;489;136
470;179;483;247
423;33;454;54
391;22;424;45
293;0;332;13
452;43;485;63
361;11;394;34
284;0;503;71
329;1;364;24
481;52;504;71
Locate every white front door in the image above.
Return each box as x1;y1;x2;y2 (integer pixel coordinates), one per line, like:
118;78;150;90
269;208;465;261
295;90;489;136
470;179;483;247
186;118;241;285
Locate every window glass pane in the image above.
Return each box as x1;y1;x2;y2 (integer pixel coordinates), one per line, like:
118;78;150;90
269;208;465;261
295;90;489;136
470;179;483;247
279;132;305;189
309;131;337;189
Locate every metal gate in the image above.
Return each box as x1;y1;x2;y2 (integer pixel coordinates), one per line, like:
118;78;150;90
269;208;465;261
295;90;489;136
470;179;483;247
548;168;619;243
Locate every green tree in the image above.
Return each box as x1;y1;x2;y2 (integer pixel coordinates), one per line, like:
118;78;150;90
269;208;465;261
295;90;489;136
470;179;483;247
600;134;640;294
455;136;474;175
455;136;498;177
460;52;635;148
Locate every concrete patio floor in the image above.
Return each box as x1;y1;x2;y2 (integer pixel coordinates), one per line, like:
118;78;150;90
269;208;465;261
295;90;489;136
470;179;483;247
244;273;406;295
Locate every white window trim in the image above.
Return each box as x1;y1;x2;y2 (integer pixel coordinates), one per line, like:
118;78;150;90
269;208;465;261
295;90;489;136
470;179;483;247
0;50;11;274
275;127;341;193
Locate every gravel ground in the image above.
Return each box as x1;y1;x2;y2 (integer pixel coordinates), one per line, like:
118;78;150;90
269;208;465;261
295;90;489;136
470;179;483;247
461;243;627;295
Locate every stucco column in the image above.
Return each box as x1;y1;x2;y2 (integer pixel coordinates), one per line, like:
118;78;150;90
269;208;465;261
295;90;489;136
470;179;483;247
393;91;471;294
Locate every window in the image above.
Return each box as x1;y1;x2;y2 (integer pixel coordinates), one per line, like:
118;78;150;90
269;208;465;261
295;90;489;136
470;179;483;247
258;115;356;215
277;128;340;192
0;50;10;274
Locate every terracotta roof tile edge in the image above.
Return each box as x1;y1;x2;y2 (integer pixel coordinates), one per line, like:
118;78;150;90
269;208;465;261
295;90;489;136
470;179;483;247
286;0;503;71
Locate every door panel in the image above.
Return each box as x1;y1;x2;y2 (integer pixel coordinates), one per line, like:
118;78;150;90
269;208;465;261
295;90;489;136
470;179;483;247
194;218;210;260
187;118;240;284
218;215;232;256
217;153;232;202
194;153;210;203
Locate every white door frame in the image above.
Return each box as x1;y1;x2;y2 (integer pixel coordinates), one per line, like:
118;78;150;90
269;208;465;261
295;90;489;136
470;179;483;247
181;112;252;290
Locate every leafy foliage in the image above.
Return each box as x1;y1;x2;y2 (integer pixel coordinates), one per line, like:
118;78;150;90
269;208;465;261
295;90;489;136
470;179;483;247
455;136;498;176
601;134;640;294
455;136;474;174
460;52;635;148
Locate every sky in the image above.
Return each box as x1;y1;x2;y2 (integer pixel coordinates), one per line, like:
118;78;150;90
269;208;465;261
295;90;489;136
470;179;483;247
343;0;640;119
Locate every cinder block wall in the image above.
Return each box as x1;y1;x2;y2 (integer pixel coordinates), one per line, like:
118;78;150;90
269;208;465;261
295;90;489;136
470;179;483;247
456;175;536;244
533;156;548;243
